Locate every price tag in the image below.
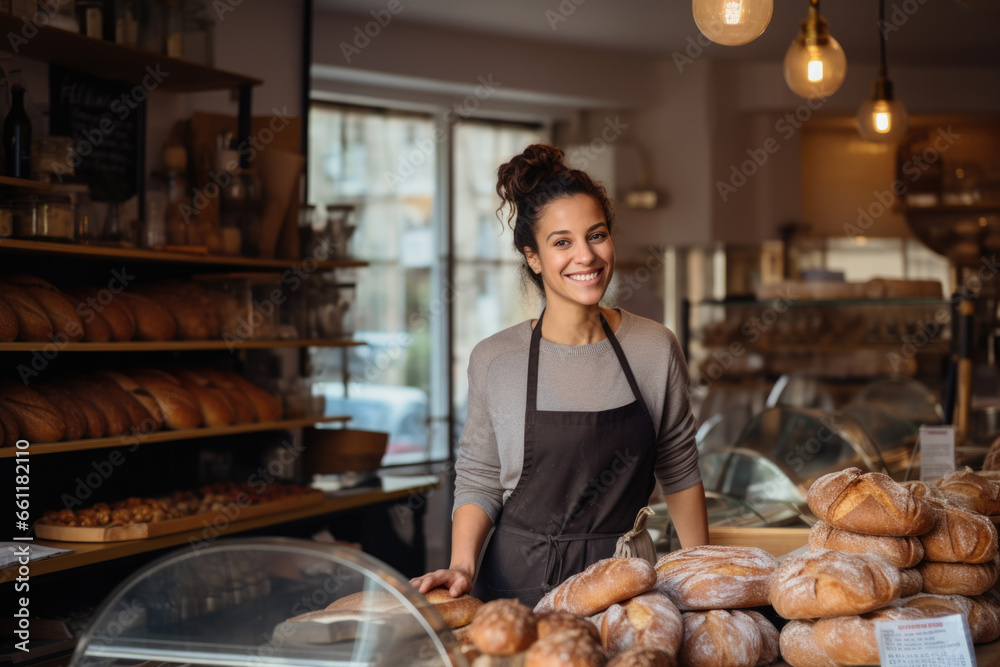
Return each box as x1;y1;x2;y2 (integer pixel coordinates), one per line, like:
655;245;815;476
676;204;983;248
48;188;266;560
920;425;956;482
876;613;976;667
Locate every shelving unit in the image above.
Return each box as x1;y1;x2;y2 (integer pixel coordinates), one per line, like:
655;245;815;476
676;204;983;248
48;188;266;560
0;339;365;352
0;175;53;189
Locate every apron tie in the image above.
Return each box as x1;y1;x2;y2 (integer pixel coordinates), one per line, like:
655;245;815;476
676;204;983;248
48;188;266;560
498;523;622;593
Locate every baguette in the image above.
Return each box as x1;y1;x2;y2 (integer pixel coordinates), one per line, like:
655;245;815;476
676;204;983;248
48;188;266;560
102;371;164;427
0;298;17;342
469;599;537;656
33;384;86;440
128;372;202;430
806;467;935;536
0;382;66;442
534;558;657;618
66;287;137;342
135;285;214;340
595;591;682;658
936;468;1000;515
0;281;53;341
116;292;177;341
0;402;19;447
654;546;777;610
919;553;1000;595
920;497;999;563
808;520;924;568
678;610;767;667
4;275;84;341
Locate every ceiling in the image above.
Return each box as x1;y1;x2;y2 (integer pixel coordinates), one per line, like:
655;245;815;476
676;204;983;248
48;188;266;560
315;0;1000;68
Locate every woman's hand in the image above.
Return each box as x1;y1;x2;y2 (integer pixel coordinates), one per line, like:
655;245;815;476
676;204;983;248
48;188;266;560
409;566;474;597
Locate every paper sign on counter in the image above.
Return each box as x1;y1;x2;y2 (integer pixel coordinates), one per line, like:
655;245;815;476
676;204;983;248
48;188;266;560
876;612;975;667
919;425;956;482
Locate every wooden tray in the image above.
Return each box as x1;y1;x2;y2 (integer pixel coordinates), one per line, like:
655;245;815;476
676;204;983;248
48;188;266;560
35;491;325;543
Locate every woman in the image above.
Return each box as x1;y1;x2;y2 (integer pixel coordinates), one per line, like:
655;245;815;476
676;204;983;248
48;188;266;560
411;144;708;606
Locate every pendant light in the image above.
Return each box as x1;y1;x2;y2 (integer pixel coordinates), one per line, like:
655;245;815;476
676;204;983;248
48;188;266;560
783;0;846;99
692;0;773;46
857;0;908;143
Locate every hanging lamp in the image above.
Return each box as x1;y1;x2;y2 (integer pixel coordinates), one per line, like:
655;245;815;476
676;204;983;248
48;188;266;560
857;0;908;142
692;0;773;46
783;0;847;99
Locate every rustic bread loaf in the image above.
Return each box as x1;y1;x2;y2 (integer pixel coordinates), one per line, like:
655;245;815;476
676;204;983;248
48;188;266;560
133;285;214;340
524;627;605;667
4;275;84;341
89;374;158;433
595;591;682;658
937;469;1000;515
116;292;177;341
173;368;250;424
921;497;999;563
0;298;17;342
325;590;402;612
42;385;106;438
0;402;20;447
533;558;657;618
605;647;675;667
812;607;931;665
768;549;901;619
0;281;53;341
778;621;835;667
654;545;777;611
808;520;924;568
76;307;113;342
128;372;202;429
65;287;137;342
537;611;600;642
469;599;537;656
102;371;164;427
807;467;935;536
743;610;779;667
969;595;1000;644
902;479;945;499
899;568;923;597
33;384;86;440
679;610;767;667
920;553;1000;595
422;588;483;628
0;382;66;442
985;439;1000;472
64;377;133;435
217;369;283;421
197;368;275;422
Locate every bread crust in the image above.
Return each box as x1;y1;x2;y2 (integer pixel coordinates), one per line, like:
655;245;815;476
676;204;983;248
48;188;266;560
422;588;483;628
0;382;66;442
808;520;924;568
919;553;1000;595
605;647;676;667
65;287;137;342
813;607;930;665
534;558;657;618
64;378;133;436
655;545;777;611
128;372;202;430
469;599;537;656
937;469;1000;516
899;568;923;597
525;627;605;667
921;498;999;563
679;610;764;667
34;384;86;440
778;620;835;667
595;591;682;658
807;467;934;536
4;275;84;342
116;292;177;341
0;298;17;342
0;281;53;341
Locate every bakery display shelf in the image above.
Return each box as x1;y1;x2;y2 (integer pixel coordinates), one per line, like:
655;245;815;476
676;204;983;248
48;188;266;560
0;416;350;458
0;482;440;583
0;12;261;92
699;297;949;307
0;239;369;270
0;339;366;352
699;341;951;354
0;175;53;190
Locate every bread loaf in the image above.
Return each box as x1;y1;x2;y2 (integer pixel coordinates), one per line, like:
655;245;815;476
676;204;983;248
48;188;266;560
595;591;682;658
102;371;164;427
64;378;133;435
969;595;1000;644
0;298;17;342
605;647;675;667
808;520;924;568
894;593;993;640
168;372;235;426
422;588;483;628
4;275;84;341
33;385;86;440
0;382;66;442
211;369;282;421
537;611;600;642
326;590;402;612
197;368;271;422
985;438;1000;472
777;621;835;667
768;549;901;619
920;553;1000;595
679;610;765;667
469;599;537;656
937;469;1000;515
921;497;999;563
0;402;19;447
128;372;202;429
135;287;214;340
743;610;779;667
65;287;137;342
116;292;177;341
533;558;657;618
899;568;923;597
51;387;106;438
173;368;249;423
524;627;605;667
89;375;158;433
654;545;777;611
812;607;930;665
0;282;53;341
807;467;935;536
902;479;945;500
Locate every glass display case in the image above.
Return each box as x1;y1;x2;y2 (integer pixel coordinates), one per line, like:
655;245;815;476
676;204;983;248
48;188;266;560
71;538;464;667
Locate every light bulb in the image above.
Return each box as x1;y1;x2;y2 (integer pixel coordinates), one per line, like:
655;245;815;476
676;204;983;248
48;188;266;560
857;78;908;143
783;8;847;99
693;0;773;46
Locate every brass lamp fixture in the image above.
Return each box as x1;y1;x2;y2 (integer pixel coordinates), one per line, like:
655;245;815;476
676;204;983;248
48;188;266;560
857;0;908;142
692;0;773;46
783;0;847;99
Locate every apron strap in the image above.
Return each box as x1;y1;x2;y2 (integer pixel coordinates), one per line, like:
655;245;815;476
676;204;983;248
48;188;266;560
598;312;645;406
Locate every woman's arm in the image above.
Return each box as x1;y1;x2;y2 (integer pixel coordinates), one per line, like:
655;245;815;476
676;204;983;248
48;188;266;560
410;504;493;596
664;481;709;547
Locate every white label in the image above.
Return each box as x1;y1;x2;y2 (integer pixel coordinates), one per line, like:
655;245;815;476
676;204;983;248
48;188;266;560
876;613;976;667
920;425;956;482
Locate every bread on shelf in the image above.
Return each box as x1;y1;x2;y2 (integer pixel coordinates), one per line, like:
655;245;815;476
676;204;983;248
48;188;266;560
806;467;935;536
654;545;777;611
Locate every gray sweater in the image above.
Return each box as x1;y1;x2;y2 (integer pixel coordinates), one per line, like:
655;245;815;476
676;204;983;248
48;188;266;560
454;309;701;523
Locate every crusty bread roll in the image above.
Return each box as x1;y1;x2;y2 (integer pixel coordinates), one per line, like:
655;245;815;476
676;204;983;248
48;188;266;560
0;281;53;341
679;610;768;667
79;308;113;342
47;388;106;438
654;545;777;611
743;610;779;667
812;607;931;665
166;372;235;427
0;298;17;342
116;292;177;341
807;467;935;536
128;372;202;429
534;558;657;618
605;647;675;667
538;611;600;642
899;568;923;597
102;371;164;427
768;549;901;619
893;593;1000;642
937;468;1000;516
808;520;924;568
135;287;214;340
921;497;999;563
0;402;19;447
64;377;133;435
524;627;605;667
5;275;84;342
65;287;137;342
33;384;86;441
469;599;537;656
173;368;251;424
422;588;483;628
969;595;1000;644
920;553;1000;595
902;479;945;500
198;368;279;422
594;591;682;658
0;382;66;442
90;374;158;433
777;620;835;667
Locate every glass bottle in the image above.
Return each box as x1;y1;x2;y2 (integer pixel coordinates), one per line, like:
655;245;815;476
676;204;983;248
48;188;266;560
76;0;104;38
138;0;164;53
115;0;138;45
3;84;31;178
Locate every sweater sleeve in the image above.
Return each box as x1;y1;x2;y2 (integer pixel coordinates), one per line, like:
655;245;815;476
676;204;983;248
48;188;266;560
453;343;504;523
654;329;702;495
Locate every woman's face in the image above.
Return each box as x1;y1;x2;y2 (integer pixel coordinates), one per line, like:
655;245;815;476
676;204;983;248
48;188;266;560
524;193;614;309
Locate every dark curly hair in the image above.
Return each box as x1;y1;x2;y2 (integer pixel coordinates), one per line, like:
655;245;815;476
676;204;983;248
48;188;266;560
496;144;615;294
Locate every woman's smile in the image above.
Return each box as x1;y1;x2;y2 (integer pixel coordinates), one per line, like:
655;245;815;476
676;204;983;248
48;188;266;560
565;267;604;285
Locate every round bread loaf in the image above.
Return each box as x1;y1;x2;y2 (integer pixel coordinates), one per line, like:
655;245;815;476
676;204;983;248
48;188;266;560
921;497;999;563
0;298;17;342
606;647;676;667
538;610;600;642
34;384;86;441
469;599;537;656
326;590;403;612
0;281;53;341
778;620;835;667
808;520;924;568
919;553;1000;595
812;607;930;666
422;588;483;628
742;610;779;666
66;287;137;342
902;479;945;500
768;549;901;619
654;545;777;610
596;590;682;658
525;627;605;667
679;610;763;667
0;382;66;443
936;469;1000;516
534;557;657;618
899;568;923;597
807;467;934;536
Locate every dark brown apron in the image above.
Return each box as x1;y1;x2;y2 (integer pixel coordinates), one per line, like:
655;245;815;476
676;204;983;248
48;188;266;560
472;310;658;607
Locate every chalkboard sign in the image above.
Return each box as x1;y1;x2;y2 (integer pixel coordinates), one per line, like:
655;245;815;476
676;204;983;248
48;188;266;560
48;65;142;202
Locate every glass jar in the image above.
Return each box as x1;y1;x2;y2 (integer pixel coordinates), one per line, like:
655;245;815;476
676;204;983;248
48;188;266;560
182;0;214;65
13;194;75;241
52;183;99;241
76;0;104;38
41;0;80;32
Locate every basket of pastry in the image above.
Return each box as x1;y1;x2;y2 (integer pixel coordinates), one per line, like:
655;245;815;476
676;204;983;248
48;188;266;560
35;481;323;542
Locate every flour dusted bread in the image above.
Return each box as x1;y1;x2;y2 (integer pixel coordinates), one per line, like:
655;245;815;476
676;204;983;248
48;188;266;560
0;382;66;443
808;520;924;568
768;549;901;619
919;553;1000;595
936;468;1000;515
679;610;773;667
524;627;605;667
892;593;1000;643
920;497;999;563
812;607;931;666
470;599;537;655
807;467;934;536
778;621;835;667
594;591;682;658
743;610;779;667
605;647;675;667
654;546;776;611
902;479;945;500
969;595;1000;643
534;558;656;618
899;568;923;597
422;588;483;628
537;611;599;642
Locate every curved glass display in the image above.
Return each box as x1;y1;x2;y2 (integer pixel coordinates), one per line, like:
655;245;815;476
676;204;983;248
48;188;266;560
70;538;463;667
848;376;942;426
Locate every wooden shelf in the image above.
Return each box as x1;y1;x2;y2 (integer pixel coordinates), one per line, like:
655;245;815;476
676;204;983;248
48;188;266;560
0;482;439;582
0;239;368;270
0;339;365;352
0;416;350;458
0;175;52;190
0;12;261;91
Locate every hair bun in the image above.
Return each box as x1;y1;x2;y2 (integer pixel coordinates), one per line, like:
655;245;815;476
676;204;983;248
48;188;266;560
496;144;567;222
